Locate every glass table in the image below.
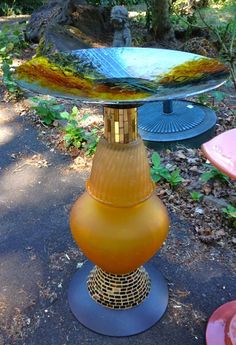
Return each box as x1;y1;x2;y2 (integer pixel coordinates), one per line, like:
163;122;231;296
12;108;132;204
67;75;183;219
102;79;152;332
15;47;228;337
15;48;229;106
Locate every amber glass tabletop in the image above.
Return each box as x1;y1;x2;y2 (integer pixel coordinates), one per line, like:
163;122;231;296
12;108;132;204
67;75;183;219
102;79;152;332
15;47;229;106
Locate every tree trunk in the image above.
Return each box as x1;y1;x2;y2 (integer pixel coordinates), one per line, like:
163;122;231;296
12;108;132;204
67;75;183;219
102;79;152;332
25;0;91;42
25;0;73;42
25;0;112;54
151;0;175;42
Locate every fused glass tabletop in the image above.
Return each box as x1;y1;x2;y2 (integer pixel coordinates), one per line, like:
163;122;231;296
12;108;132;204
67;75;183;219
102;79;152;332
15;47;229;105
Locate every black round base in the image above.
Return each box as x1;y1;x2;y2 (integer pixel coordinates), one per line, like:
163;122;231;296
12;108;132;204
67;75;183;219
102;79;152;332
138;100;217;150
68;261;168;337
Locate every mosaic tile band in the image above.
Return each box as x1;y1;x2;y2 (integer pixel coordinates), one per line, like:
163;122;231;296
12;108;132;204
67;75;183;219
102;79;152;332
87;266;151;309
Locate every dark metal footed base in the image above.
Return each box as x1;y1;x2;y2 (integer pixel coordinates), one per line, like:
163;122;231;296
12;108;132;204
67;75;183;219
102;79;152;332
138;100;217;150
68;261;168;336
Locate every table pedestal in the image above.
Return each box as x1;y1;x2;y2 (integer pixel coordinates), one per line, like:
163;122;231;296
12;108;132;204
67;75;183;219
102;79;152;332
69;105;169;336
138;100;216;150
68;261;168;336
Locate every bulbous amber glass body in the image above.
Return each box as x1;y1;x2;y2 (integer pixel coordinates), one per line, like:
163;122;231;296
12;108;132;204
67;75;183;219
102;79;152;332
70;133;169;274
70;192;169;274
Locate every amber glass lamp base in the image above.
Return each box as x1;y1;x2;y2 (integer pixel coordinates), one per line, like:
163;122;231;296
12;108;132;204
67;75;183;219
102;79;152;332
69;105;169;336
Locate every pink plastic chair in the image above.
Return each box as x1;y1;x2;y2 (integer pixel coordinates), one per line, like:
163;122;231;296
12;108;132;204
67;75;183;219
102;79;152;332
202;129;236;345
201;128;236;180
206;301;236;345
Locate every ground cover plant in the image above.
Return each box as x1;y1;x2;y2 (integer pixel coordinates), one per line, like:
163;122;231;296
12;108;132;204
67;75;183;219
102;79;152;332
222;204;236;228
60;106;99;156
0;23;27;97
151;152;183;187
200;165;230;183
190;191;203;201
30;100;100;156
30;97;65;125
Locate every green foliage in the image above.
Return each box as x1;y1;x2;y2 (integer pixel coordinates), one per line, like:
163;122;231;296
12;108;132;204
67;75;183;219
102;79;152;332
60;106;99;155
2;59;21;95
151;152;183;187
180;2;236;88
132;12;146;25
210;90;228;102
222;204;236;217
190;191;203;201
30;102;99;155
200;166;229;183
132;35;146;46
222;204;236;228
85;129;99;156
151;152;169;182
209;0;233;5
31;98;64;125
0;1;21;16
198;6;236;75
0;23;27;96
0;0;44;15
0;24;27;62
170;13;189;30
195;90;228;108
167;169;184;187
171;1;236;88
60;107;88;148
195;94;213;107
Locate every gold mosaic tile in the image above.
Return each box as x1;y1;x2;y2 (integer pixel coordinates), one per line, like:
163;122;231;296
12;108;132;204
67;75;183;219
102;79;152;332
87;266;151;310
103;107;138;144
